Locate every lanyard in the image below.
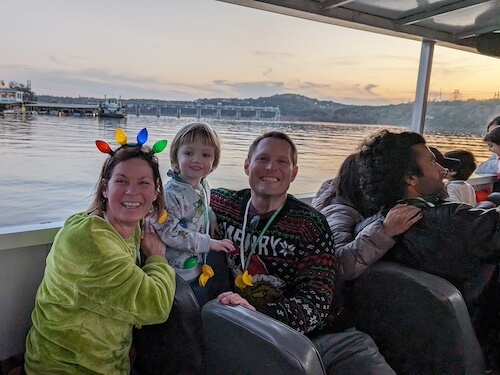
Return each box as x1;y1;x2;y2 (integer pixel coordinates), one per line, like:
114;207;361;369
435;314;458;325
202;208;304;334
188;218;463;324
199;186;210;263
239;198;284;271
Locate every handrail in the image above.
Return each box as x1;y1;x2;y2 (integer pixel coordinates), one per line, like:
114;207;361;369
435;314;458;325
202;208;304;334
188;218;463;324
0;175;495;250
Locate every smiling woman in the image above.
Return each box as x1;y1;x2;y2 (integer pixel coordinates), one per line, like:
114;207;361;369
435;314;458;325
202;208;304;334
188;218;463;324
23;130;176;375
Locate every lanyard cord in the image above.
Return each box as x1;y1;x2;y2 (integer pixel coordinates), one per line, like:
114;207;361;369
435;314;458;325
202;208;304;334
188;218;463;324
200;185;210;263
239;198;284;271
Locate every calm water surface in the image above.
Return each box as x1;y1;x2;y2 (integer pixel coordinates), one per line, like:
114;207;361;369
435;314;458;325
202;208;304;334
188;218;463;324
0;114;491;228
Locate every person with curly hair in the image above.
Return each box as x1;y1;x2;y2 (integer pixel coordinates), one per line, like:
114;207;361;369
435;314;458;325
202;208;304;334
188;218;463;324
357;129;500;371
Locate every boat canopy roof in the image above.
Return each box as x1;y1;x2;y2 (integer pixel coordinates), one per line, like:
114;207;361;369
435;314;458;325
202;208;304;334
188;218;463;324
218;0;500;57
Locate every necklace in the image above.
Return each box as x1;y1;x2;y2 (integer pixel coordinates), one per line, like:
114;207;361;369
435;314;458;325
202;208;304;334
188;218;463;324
239;198;284;271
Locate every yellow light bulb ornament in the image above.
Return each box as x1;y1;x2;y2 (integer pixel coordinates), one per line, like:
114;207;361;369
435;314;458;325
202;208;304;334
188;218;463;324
234;270;253;290
198;264;215;287
115;128;128;145
157;210;168;224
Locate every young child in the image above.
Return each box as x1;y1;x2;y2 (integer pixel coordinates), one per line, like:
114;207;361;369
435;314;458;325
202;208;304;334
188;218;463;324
154;122;234;305
475;116;500;175
484;127;500;193
444;150;477;206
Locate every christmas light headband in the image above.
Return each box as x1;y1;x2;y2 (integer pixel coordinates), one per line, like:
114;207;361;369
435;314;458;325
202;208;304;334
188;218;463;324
95;128;168;156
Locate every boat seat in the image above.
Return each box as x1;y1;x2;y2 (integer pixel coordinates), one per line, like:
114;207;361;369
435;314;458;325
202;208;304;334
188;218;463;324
201;260;486;375
345;261;486;375
133;273;203;375
132;251;231;375
202;300;326;375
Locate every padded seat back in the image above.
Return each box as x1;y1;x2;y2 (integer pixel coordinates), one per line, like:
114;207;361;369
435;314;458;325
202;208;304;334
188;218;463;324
346;261;485;375
202;301;326;375
133;274;202;375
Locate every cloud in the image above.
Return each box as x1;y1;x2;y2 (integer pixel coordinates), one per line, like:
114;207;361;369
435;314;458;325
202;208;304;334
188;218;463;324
263;67;273;76
299;82;330;89
3;61;407;106
364;84;378;95
254;51;294;58
49;56;67;66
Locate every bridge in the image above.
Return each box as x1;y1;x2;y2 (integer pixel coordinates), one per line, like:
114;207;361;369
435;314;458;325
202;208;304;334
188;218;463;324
133;103;280;121
19;101;280;121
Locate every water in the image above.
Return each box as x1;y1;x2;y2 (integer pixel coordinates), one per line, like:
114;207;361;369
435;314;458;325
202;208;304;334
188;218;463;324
0;114;491;229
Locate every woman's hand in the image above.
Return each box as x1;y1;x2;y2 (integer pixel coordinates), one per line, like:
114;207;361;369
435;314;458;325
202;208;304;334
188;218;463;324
383;203;423;237
217;291;256;311
141;220;166;258
210;238;235;252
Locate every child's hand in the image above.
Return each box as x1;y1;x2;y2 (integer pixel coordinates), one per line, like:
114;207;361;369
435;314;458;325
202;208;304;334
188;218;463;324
210;238;235;253
210;219;222;239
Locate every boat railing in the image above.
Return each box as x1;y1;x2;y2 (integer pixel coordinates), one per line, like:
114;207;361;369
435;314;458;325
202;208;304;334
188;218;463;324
0;174;495;361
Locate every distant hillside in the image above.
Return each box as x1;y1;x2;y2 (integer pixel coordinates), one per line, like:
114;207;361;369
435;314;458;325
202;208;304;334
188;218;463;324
37;93;500;135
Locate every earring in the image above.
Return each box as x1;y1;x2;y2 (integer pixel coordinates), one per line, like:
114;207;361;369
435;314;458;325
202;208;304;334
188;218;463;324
101;196;107;210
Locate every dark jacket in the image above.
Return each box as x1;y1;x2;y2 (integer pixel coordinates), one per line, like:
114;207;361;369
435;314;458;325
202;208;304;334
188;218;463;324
356;196;500;310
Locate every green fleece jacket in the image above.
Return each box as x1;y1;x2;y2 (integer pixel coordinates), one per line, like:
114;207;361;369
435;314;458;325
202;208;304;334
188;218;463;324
24;212;175;375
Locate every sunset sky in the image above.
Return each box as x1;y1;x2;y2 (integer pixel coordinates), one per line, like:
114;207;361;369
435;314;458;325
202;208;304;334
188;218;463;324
2;0;499;106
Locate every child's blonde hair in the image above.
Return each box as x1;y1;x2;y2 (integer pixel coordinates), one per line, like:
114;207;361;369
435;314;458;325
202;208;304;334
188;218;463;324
170;122;222;173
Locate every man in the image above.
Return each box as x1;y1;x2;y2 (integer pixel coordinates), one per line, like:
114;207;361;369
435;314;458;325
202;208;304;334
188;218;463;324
357;129;500;370
211;131;395;374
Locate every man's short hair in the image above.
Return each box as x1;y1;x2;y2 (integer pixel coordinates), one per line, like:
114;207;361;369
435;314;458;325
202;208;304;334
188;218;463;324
358;130;425;208
247;131;298;166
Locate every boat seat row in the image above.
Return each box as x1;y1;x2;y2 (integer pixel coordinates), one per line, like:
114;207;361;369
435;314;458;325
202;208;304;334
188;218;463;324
132;254;486;375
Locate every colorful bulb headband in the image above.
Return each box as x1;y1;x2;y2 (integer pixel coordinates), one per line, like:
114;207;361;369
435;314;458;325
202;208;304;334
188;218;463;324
95;128;168;156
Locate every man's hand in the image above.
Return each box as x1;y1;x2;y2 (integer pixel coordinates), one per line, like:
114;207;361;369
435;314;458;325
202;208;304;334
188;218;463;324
141;220;166;258
383;203;423;237
217;291;256;311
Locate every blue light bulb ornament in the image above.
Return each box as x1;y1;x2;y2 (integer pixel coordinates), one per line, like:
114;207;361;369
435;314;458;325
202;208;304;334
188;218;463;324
152;139;168;154
137;128;148;146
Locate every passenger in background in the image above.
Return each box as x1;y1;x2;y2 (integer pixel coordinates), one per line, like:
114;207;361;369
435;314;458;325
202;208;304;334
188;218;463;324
444;149;477;206
484;126;500;193
357;130;500;371
24;129;176;375
475;115;500;175
312;153;422;280
153;122;234;306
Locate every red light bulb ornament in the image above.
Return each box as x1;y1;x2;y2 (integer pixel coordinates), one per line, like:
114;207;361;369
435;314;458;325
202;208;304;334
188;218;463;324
115;128;127;145
137;128;148;146
95;140;113;155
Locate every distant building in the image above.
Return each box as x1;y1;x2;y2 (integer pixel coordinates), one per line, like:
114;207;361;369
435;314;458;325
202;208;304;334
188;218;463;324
0;86;23;105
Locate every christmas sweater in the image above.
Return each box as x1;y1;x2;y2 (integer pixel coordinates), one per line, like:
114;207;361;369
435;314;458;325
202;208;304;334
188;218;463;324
211;188;338;335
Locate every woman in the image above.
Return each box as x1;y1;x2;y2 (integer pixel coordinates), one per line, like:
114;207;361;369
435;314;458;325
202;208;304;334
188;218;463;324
312;153;422;280
24;130;176;374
